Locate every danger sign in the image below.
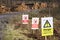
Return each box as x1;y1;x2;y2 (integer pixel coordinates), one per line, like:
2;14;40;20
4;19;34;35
22;15;29;24
32;17;39;29
41;17;53;36
44;20;51;28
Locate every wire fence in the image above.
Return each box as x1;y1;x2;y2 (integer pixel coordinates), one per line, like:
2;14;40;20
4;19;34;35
0;10;59;40
0;1;60;40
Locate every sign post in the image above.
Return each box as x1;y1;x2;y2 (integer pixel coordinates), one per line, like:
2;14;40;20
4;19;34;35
31;17;39;40
41;17;53;40
45;36;47;40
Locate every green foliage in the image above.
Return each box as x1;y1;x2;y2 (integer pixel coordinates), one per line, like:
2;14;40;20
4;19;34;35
14;24;20;30
3;7;60;40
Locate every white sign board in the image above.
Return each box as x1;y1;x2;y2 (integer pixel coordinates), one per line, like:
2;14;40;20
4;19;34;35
32;17;39;29
41;17;53;36
22;15;29;24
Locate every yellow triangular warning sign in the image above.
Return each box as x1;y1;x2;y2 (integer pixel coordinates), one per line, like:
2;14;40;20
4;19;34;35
44;20;51;28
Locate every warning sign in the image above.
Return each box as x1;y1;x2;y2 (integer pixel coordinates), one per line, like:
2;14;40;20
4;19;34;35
41;17;53;36
44;20;51;28
32;17;39;29
22;15;29;24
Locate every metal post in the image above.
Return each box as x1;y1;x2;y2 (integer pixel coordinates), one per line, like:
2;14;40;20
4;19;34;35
45;36;47;40
49;7;50;17
32;30;34;40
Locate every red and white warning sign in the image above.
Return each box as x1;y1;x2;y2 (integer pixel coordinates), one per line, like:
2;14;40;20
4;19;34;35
32;17;39;29
22;15;29;24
